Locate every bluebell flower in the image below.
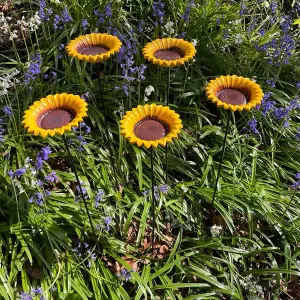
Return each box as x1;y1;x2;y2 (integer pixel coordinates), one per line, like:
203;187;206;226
3;106;12;116
122;83;129;96
295;173;300;180
38;0;52;21
137;21;144;33
20;292;32;300
81;92;90;101
291;181;300;190
33;286;43;295
61;6;72;24
181;0;195;22
104;217;112;231
53;15;60;30
296;81;300;89
266;78;275;87
152;0;165;25
239;3;247;16
45;190;51;197
29;192;44;205
259;28;265;36
58;43;64;50
223;29;229;39
14;168;26;178
104;2;113;18
81;19;88;30
7;170;14;178
160;184;169;193
24;53;42;85
45;171;58;183
247;119;259;134
119;269;131;281
270;1;278;13
95;189;105;207
36;146;51;170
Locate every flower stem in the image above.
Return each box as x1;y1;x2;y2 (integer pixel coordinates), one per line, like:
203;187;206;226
62;135;96;237
211;111;231;207
96;63;118;190
165;68;171;183
150;146;155;253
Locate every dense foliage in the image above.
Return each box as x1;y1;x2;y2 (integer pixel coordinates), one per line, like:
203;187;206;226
0;0;300;299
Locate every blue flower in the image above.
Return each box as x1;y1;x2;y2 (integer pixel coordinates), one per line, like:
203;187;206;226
104;2;113;18
7;170;14;178
270;1;278;13
95;189;105;207
61;6;72;24
24;53;42;85
81;19;88;30
247;118;259;134
33;286;43;295
20;292;32;300
119;269;131;281
45;171;58;183
14;168;26;178
38;0;52;21
152;0;165;25
104;217;112;231
2;106;12;116
36;146;51;170
53;15;60;30
181;0;195;22
160;184;169;194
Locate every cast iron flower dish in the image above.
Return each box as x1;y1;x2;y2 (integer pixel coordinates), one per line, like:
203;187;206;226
205;75;264;111
142;38;196;68
66;33;122;63
120;103;182;148
22;93;87;138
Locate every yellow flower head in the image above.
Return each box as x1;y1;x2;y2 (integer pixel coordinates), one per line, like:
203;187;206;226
120;104;182;148
205;75;264;111
22;93;88;138
66;33;122;63
142;38;196;68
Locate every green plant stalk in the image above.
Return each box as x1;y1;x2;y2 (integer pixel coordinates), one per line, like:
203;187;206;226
150;146;155;253
165;68;171;183
96;63;118;190
282;187;298;219
62;135;97;238
211;111;231;207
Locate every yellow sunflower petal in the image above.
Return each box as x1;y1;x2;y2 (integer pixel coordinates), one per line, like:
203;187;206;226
205;75;264;112
142;38;196;68
22;93;88;138
120;104;182;148
66;33;122;63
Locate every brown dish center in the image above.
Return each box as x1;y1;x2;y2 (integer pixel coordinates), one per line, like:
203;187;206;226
77;45;108;55
154;47;184;61
39;109;75;130
134;118;169;141
217;89;247;105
